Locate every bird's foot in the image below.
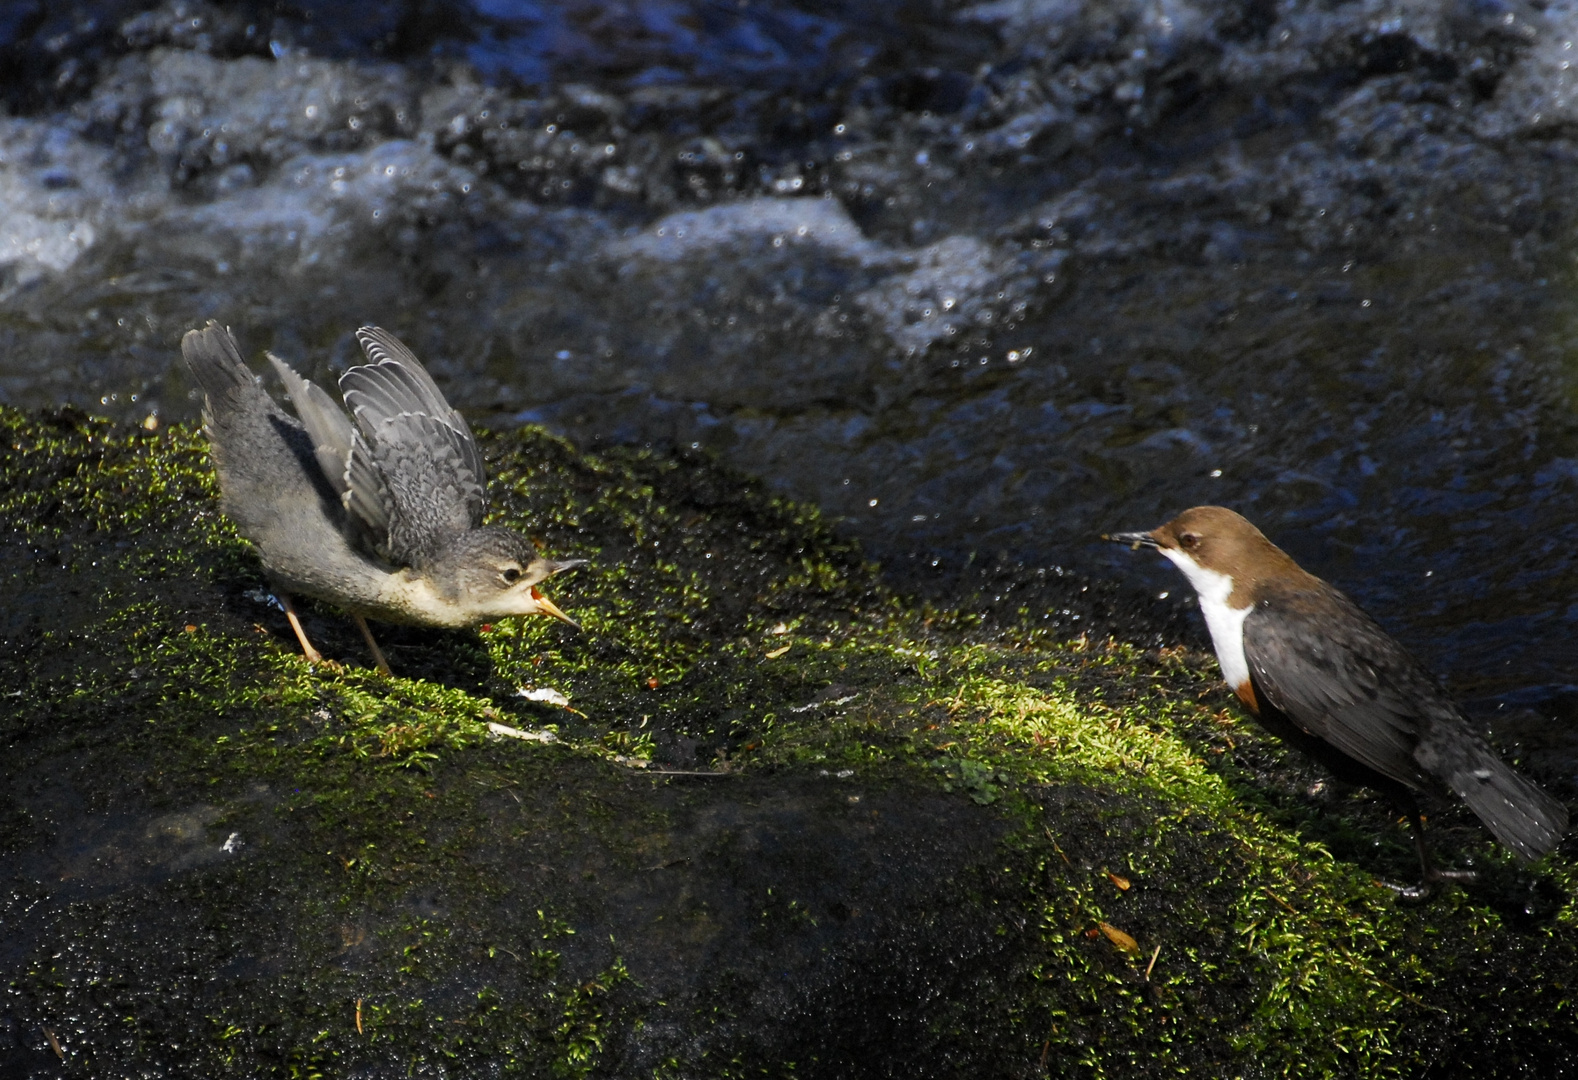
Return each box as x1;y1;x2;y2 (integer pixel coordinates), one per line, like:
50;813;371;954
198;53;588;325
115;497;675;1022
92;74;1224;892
1376;878;1435;904
1376;867;1475;904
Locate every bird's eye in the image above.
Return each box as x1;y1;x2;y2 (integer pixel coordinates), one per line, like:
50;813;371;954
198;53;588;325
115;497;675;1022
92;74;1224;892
501;567;522;584
1180;533;1201;549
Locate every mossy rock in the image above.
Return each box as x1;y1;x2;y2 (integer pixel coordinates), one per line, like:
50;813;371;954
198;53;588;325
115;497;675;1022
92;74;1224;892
1;406;1575;1077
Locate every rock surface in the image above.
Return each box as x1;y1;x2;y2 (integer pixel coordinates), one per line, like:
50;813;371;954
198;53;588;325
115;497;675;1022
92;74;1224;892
1;406;1574;1076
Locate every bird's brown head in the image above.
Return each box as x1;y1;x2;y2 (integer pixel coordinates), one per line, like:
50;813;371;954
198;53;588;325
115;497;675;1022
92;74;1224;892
419;526;585;628
1105;505;1301;587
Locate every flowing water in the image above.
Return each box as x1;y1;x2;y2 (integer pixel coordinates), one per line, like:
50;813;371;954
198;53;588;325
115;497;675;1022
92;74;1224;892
5;0;1578;779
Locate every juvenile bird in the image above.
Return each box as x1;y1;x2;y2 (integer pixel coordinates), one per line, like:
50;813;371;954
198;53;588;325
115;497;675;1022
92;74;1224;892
1108;506;1567;894
181;321;581;674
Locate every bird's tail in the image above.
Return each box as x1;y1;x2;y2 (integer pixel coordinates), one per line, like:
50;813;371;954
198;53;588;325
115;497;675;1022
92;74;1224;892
180;321;254;401
1440;745;1568;862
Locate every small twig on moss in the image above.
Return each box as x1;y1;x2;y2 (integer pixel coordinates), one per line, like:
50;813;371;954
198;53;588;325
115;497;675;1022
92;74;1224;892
1373;977;1450;1014
1264;889;1297;916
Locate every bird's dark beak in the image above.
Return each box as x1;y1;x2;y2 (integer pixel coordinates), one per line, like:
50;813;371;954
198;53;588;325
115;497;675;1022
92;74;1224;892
1103;530;1162;551
525;557;587;587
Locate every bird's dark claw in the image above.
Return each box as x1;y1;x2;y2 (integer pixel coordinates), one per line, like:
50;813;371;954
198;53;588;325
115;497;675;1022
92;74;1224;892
1375;866;1475;904
1377;878;1435;904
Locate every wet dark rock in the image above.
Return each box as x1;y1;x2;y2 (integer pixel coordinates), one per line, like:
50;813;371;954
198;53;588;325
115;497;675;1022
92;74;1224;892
2;408;1577;1076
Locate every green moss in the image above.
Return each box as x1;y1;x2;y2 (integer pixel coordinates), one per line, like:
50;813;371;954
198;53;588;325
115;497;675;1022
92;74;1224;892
1;405;1575;1077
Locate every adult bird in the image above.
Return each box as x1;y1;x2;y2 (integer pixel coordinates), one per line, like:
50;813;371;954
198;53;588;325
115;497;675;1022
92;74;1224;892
1108;506;1567;895
181;321;582;674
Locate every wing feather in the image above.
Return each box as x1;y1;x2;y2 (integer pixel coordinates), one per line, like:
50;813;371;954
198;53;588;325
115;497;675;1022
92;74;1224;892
344;426;394;541
337;327;486;565
265;352;356;501
346;326;486;489
1243;582;1568;860
1241;585;1433;792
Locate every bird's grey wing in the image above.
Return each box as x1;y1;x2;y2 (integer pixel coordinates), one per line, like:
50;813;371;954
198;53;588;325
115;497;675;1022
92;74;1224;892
265;353;355;496
1241;586;1433;792
343;326;486;497
339;426;395;547
1248;586;1568;861
358;411;485;565
338;327;487;565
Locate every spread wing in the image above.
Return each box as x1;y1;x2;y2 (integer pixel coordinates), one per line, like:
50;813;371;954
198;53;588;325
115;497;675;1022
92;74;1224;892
264;355;352;495
1241;584;1436;793
266;351;392;541
339;326;486;566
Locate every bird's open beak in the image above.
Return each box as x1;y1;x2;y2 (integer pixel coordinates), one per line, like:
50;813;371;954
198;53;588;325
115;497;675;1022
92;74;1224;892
530;587;581;629
1103;530;1161;551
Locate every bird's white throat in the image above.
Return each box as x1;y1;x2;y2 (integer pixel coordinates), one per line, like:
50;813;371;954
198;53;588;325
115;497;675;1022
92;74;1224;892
1160;548;1251;690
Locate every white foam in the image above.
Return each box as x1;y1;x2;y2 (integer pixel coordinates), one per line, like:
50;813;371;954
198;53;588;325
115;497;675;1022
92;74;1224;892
609;196;887;265
0;121;110;295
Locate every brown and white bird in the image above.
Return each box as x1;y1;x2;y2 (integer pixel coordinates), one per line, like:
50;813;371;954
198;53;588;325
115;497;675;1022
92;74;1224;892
181;322;582;674
1108;506;1567;892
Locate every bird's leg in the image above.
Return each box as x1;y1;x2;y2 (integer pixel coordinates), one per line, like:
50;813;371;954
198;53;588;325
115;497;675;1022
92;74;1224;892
1412;812;1477;884
1385;812;1477;902
277;591;325;664
353;614;393;677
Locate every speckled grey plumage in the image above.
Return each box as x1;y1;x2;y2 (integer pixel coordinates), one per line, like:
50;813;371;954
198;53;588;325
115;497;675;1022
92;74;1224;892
180;321;582;636
182;322;390;613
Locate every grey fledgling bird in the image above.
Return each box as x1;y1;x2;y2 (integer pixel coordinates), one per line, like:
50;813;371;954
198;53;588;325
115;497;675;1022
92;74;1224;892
181;321;581;674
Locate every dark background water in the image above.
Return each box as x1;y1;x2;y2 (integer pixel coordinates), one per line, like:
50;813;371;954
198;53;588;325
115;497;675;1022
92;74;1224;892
4;0;1578;776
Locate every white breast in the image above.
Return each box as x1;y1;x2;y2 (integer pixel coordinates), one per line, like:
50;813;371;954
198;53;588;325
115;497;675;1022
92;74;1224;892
1160;549;1251;689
